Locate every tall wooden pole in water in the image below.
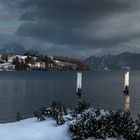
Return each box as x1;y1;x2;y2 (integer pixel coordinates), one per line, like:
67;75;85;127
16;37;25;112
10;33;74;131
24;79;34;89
76;72;82;101
124;70;129;95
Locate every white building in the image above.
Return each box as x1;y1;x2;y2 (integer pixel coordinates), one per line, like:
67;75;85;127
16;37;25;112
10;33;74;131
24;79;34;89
30;62;46;70
54;60;77;70
0;63;15;70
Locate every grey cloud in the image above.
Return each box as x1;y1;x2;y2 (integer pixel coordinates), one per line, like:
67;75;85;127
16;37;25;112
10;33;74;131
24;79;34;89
2;0;140;57
19;0;134;21
16;0;140;43
16;20;140;48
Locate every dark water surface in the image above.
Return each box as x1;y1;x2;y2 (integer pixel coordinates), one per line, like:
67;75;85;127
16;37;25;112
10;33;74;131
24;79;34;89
0;71;139;123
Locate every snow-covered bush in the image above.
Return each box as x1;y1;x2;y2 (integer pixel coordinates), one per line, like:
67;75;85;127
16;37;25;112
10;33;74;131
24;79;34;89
73;100;90;114
69;109;140;140
33;101;140;140
34;102;67;124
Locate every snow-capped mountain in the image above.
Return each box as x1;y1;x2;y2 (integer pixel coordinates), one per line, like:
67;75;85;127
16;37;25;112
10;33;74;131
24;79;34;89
84;52;140;70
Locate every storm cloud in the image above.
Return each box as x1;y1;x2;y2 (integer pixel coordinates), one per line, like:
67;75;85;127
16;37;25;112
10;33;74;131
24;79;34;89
1;0;140;57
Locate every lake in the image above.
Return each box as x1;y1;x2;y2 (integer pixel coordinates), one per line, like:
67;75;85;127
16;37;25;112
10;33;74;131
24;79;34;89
0;71;139;123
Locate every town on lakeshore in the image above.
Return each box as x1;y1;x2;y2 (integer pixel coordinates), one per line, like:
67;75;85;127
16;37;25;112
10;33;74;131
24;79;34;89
0;51;89;71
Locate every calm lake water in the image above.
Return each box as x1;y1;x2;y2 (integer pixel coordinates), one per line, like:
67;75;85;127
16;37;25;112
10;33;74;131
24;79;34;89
0;71;139;123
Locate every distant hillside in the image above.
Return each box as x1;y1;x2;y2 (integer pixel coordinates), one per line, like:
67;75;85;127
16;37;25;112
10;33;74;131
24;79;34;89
0;42;25;55
84;52;140;70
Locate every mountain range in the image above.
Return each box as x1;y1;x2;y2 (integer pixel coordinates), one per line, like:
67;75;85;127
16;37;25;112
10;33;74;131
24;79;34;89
0;42;40;56
84;52;140;70
0;43;25;55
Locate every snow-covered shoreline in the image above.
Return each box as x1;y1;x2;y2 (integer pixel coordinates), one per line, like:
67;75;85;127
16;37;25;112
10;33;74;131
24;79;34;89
0;101;138;140
0;117;118;140
0;118;71;140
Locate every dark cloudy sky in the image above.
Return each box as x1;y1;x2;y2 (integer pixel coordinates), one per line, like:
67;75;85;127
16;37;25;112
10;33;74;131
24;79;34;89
1;0;140;58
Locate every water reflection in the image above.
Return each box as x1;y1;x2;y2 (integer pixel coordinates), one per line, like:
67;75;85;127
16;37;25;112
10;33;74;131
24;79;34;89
124;95;130;112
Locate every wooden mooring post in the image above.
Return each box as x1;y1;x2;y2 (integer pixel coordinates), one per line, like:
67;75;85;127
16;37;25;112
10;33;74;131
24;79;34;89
123;70;129;95
76;72;82;101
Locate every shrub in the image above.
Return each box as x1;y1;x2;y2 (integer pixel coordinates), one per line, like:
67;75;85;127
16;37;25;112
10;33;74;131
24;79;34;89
34;102;67;124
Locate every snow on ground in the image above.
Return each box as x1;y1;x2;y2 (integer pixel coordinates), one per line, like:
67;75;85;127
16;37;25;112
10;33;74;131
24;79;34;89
0;118;71;140
86;138;117;140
